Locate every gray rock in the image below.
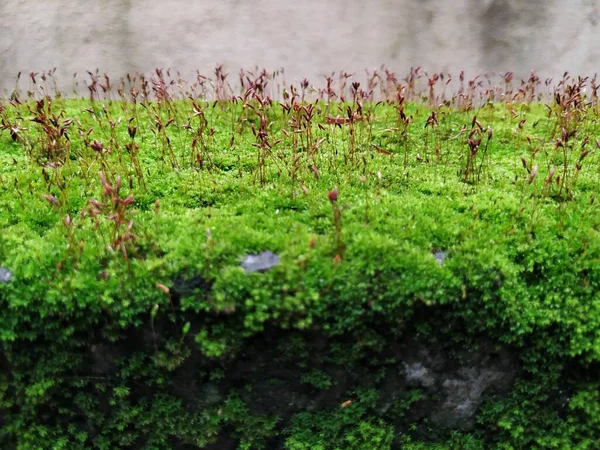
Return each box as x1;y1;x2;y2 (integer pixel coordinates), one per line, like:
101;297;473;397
398;343;519;430
433;366;509;428
241;251;279;273
433;250;447;265
404;362;436;388
0;267;13;284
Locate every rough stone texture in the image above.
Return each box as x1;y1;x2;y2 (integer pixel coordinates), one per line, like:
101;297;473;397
0;267;13;284
81;319;521;443
241;251;280;273
400;343;517;429
1;0;599;93
3;301;521;447
197;331;521;447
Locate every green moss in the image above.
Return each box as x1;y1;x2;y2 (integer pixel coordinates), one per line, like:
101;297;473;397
0;91;600;448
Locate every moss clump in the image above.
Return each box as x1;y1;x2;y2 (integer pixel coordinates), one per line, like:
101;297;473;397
1;75;600;448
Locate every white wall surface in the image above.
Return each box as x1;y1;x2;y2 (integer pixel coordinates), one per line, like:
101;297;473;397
0;0;599;92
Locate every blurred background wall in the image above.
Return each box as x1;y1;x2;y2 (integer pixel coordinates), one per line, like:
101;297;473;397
0;0;599;92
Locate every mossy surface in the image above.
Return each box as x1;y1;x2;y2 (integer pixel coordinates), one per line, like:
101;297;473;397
1;86;600;449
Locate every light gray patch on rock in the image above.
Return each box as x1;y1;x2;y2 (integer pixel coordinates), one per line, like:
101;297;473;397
396;343;519;431
241;251;280;273
404;362;435;388
433;250;447;265
0;267;13;284
433;366;510;428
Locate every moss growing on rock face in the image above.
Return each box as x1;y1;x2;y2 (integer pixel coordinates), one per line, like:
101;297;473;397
1;73;600;448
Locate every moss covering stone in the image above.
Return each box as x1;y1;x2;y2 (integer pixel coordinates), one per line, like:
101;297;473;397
1;76;600;448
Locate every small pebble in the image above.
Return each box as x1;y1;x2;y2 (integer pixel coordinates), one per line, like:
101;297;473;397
241;251;280;273
0;267;13;284
433;250;447;265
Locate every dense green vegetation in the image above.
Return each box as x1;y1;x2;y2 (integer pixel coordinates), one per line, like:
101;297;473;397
1;70;600;448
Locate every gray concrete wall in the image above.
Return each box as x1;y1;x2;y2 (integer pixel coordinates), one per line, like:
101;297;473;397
1;0;599;93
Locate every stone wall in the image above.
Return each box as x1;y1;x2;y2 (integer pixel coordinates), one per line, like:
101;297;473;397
0;0;599;92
